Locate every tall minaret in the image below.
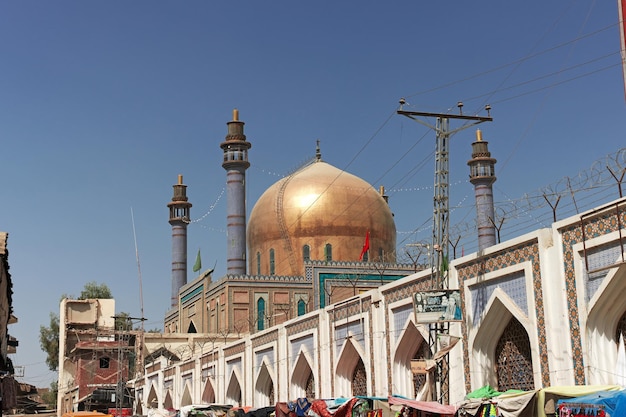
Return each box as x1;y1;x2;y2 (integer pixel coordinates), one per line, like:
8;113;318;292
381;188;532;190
468;129;497;251
168;174;192;308
220;109;251;275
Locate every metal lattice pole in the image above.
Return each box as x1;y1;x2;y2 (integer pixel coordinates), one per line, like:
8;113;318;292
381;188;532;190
398;101;492;403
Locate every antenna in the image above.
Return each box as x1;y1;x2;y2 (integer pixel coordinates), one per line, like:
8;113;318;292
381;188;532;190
130;207;145;332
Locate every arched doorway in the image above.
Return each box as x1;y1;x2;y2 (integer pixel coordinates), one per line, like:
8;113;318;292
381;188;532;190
291;351;315;399
255;361;275;406
336;338;366;397
226;371;242;406
202;379;216;403
392;318;428;398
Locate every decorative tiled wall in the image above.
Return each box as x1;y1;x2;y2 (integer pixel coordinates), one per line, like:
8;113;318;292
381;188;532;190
456;239;549;391
560;201;626;384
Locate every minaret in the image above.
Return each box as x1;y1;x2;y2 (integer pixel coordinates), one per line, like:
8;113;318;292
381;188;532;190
468;129;497;251
220;109;251;275
168;174;192;308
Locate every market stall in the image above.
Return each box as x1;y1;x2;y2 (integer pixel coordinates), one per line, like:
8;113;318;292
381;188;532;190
455;385;534;417
556;390;626;417
388;395;456;417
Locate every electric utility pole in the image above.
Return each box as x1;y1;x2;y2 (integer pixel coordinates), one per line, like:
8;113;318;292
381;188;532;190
398;100;492;289
397;99;492;404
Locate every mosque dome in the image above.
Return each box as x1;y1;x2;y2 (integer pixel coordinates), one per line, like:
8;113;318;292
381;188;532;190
247;157;396;277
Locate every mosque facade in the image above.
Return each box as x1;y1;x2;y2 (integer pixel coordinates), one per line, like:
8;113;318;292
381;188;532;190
163;111;416;337
127;111;626;412
132;195;626;411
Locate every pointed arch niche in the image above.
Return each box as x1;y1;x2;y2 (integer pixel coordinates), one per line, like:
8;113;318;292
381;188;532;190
585;263;626;384
392;319;428;398
291;348;316;399
226;369;242;406
180;380;192;407
135;389;143;416
335;338;367;397
187;320;197;333
202;379;216;403
163;391;173;410
255;359;275;406
470;288;538;391
146;384;158;409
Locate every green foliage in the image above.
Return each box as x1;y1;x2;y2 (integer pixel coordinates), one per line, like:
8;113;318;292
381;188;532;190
145;328;162;333
115;311;133;331
41;381;58;409
79;281;113;299
39;312;59;371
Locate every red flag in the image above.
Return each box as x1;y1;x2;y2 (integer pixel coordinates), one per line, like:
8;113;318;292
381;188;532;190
359;231;370;261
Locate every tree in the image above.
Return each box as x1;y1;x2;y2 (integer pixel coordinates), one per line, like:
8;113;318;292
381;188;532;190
41;381;58;409
79;281;113;299
39;281;113;371
39;312;60;371
114;311;133;331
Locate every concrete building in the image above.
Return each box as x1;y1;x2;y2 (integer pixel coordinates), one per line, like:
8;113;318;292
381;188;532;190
0;232;18;414
57;299;142;415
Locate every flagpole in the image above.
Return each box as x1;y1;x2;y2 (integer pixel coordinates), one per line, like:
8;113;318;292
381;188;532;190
130;207;145;332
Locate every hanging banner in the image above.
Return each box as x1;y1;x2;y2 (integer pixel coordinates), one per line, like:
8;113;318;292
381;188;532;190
410;359;436;374
413;290;462;323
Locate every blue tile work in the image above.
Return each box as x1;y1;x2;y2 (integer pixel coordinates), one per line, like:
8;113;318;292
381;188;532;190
470;270;527;327
335;320;365;356
382;274;444;396
561;202;626;385
392;303;414;345
255;347;274;368
584;242;624;302
456;239;549;392
226;357;242;386
252;329;279;349
286;315;319;337
290;334;315;360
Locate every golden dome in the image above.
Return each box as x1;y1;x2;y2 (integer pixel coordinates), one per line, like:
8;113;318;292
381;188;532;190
247;159;396;276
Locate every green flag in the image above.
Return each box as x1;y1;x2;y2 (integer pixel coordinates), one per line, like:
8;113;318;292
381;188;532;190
193;249;202;272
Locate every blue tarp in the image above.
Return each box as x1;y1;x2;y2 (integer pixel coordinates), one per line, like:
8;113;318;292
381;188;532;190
557;390;626;415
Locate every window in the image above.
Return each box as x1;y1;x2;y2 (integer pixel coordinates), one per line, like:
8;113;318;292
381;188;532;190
269;249;275;275
100;357;110;369
495;318;534;391
257;297;266;331
216;300;220;332
303;245;310;262
207;303;211;333
297;299;307;316
256;252;261;275
325;244;332;262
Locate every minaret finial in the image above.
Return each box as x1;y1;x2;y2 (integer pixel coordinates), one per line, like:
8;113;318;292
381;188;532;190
316;139;321;161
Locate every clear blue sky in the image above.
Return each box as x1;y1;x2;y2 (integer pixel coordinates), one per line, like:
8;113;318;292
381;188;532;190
1;1;624;388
